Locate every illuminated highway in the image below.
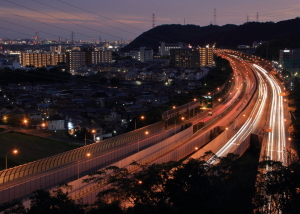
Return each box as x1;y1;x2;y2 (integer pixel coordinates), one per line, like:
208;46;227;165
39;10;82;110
208;71;267;161
0;50;290;205
203;52;288;165
253;64;287;164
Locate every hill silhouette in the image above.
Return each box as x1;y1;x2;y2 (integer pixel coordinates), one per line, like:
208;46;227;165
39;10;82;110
122;17;300;53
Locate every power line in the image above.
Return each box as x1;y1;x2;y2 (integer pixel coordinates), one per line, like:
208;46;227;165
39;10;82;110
55;0;182;43
32;0;137;37
0;17;66;40
4;0;123;40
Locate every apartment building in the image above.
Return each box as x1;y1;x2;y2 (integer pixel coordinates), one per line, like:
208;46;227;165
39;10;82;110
170;46;213;68
66;49;112;71
19;53;65;68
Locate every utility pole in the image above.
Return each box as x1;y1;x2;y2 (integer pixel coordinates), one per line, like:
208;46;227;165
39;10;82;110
247;14;249;23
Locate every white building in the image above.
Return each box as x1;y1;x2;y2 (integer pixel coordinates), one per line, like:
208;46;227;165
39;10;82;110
159;42;187;56
47;114;65;131
130;47;153;62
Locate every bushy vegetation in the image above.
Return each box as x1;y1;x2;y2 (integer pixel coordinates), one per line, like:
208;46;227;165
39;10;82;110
288;78;300;157
0;67;71;85
4;152;300;214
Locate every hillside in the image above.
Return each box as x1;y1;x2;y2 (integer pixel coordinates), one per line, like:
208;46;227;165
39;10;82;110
122;17;300;53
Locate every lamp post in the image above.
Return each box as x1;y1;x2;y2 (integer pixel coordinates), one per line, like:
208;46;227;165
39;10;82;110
78;153;91;179
175;117;185;135
138;131;149;153
6;149;18;169
23;119;28;127
135;116;145;130
84;129;96;146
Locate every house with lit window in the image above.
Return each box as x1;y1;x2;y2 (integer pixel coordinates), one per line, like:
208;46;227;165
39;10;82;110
46;114;65;131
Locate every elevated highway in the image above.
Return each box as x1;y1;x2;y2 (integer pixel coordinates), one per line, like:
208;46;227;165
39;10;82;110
1;49;290;205
0;51;255;204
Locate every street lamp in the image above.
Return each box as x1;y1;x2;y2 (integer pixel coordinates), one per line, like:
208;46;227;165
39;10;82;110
78;153;91;179
41;123;46;129
85;129;96;146
6;149;18;169
135;116;145;130
175;117;185;134
138;131;149;152
23;119;28;127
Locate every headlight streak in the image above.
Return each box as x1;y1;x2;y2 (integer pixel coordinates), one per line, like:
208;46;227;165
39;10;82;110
253;64;286;165
208;66;268;164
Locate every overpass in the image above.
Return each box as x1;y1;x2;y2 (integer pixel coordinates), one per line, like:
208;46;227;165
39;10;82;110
0;50;290;205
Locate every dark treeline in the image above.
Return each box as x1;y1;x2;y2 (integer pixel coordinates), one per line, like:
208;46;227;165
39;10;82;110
0;67;71;85
288;77;300;157
3;152;300;214
255;33;300;61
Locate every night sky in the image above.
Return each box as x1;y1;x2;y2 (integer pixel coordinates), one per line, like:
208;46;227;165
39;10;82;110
1;0;300;41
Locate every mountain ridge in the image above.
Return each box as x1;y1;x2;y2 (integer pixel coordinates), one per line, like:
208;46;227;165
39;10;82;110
122;17;300;53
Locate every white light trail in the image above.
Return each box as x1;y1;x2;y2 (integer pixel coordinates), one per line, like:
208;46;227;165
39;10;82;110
254;64;287;164
208;65;268;164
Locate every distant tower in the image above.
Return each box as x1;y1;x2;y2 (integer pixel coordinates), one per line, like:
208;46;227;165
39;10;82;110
184;18;185;25
152;12;155;28
213;8;217;25
247;14;249;23
99;36;101;44
256;12;259;22
71;31;75;45
34;30;39;44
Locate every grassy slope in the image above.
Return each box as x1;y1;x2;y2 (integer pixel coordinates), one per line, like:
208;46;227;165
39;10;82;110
0;132;79;170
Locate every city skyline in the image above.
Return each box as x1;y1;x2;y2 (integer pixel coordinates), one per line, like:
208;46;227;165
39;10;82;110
0;0;300;42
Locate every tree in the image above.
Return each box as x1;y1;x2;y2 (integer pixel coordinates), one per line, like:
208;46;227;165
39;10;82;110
27;188;85;214
84;152;258;214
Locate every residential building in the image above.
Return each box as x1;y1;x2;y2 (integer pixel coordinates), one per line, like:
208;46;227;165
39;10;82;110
159;42;187;56
279;49;300;73
66;49;112;71
19;53;65;68
130;47;153;62
169;46;213;68
65;50;86;71
198;46;213;66
46;114;65;131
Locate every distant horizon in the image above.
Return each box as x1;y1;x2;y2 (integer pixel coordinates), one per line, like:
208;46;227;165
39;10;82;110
1;0;299;41
1;17;300;44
